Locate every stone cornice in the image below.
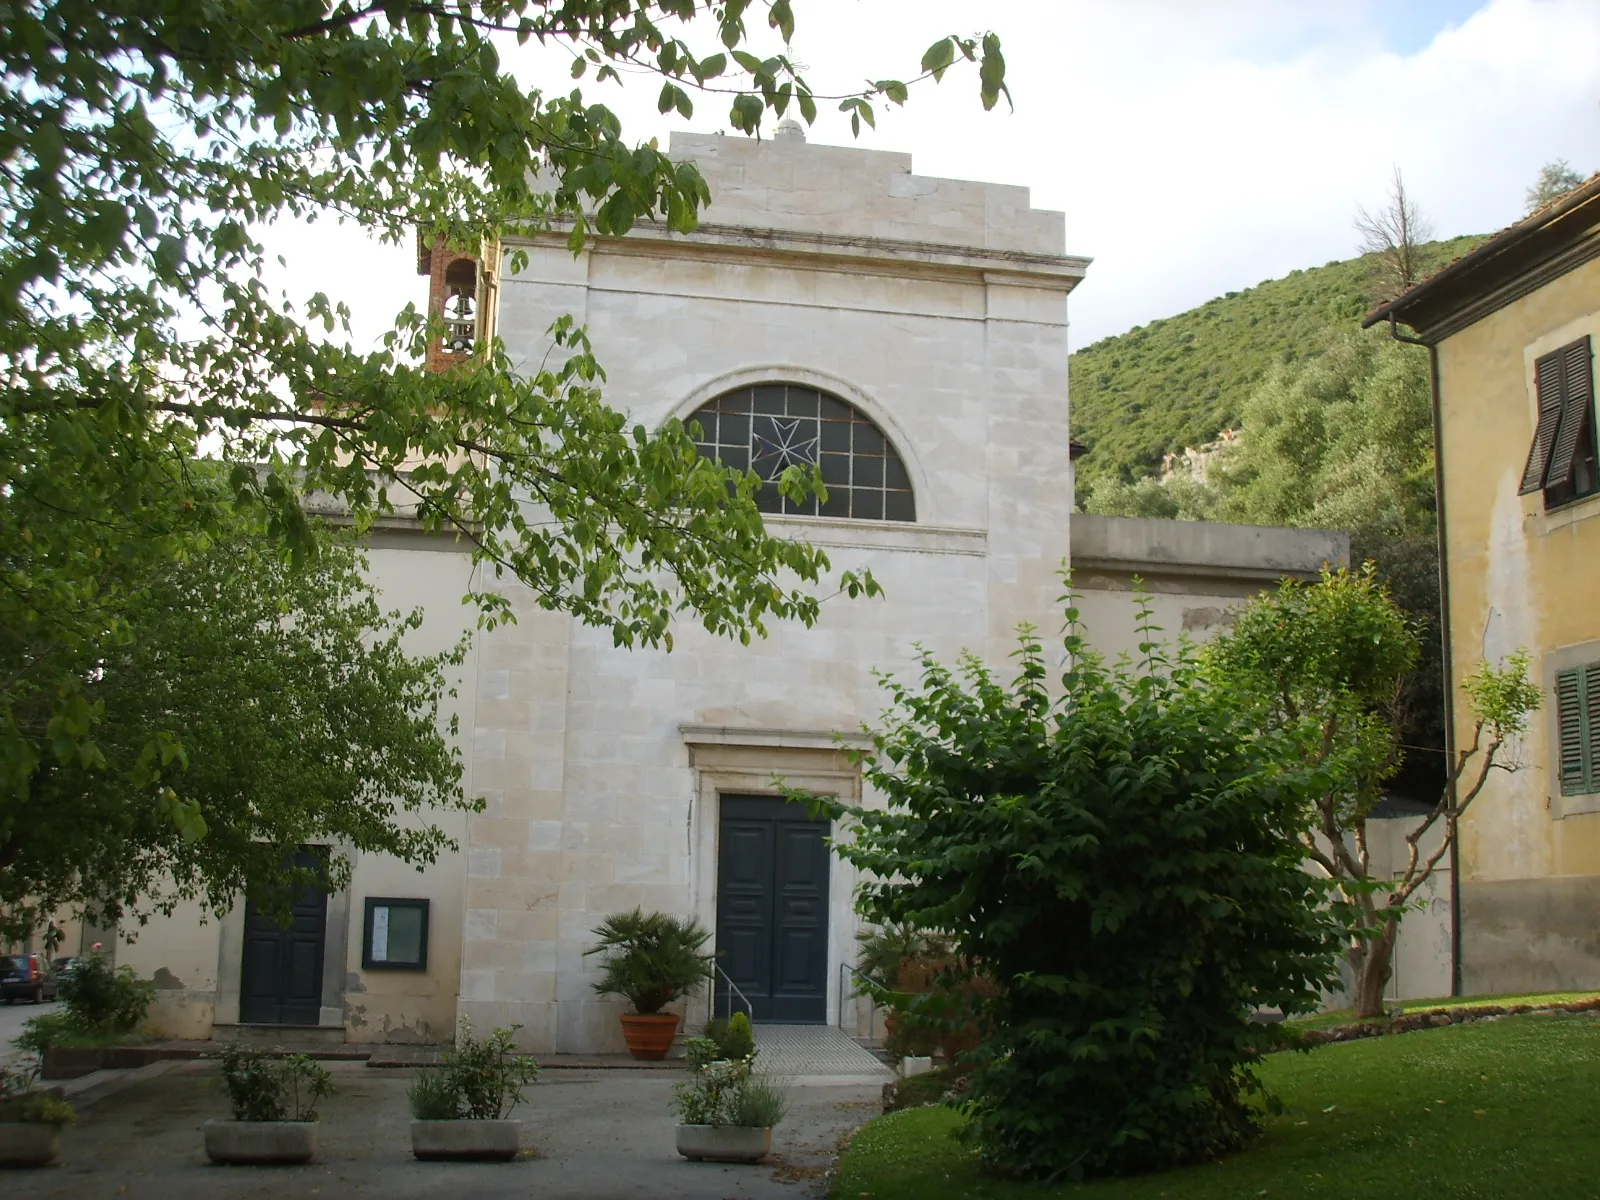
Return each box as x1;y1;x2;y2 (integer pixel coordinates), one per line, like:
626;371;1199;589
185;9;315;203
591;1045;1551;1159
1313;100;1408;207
506;222;1089;291
678;724;872;751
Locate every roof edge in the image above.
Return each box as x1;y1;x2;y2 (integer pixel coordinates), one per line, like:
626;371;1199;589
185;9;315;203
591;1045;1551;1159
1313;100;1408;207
1362;174;1600;335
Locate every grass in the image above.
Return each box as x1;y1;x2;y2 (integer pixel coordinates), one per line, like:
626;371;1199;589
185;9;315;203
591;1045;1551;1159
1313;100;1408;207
1286;989;1600;1031
831;1012;1600;1200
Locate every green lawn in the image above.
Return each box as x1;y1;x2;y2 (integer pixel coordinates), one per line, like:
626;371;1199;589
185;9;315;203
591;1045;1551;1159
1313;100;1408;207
832;1012;1600;1199
1286;989;1600;1031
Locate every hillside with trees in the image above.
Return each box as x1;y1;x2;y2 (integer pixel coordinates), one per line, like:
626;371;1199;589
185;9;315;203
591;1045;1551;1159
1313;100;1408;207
1070;232;1487;804
1068;235;1482;494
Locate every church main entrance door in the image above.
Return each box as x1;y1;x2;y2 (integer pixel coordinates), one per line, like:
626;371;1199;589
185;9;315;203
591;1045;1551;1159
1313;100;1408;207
714;794;830;1023
238;849;328;1026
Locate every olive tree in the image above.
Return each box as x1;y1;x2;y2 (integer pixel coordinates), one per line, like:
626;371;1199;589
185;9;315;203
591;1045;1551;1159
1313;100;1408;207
1205;567;1541;1018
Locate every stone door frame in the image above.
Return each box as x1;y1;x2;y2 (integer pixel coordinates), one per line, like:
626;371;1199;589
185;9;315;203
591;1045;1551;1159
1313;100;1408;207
680;728;865;1032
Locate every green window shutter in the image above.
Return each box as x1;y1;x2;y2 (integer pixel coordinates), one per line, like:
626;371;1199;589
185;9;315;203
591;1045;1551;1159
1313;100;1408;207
1587;666;1600;794
1521;350;1568;495
1556;667;1588;795
1544;336;1596;491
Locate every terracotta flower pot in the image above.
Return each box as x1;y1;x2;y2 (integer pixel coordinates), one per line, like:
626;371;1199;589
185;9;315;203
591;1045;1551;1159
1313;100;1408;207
619;1012;680;1060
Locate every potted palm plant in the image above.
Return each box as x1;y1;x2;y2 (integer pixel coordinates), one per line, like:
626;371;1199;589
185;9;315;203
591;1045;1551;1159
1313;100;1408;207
584;909;714;1060
0;1063;75;1167
672;1035;788;1163
204;1043;331;1165
408;1021;538;1161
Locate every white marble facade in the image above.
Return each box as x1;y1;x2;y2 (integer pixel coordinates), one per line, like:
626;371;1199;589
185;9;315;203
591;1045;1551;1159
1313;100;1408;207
456;129;1089;1052
125;129;1362;1049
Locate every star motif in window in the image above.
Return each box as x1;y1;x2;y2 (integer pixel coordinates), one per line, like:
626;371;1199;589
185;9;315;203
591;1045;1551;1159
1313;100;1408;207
752;416;819;479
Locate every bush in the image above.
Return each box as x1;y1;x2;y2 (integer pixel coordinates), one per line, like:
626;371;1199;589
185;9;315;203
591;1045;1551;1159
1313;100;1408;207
672;1037;787;1130
57;951;152;1035
0;1064;76;1126
883;1066;971;1112
14;950;154;1055
731;1074;788;1129
407;1067;462;1120
855;925;984;1061
703;1011;756;1063
218;1043;332;1122
12;1012;75;1056
584;909;714;1015
805;589;1342;1180
407;1022;539;1121
854;924;951;992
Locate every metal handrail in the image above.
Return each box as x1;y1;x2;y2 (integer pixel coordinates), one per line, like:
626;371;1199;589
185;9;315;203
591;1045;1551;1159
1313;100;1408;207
710;961;754;1023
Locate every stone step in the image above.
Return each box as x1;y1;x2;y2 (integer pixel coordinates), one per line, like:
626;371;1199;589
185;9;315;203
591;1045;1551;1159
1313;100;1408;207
209;1023;353;1050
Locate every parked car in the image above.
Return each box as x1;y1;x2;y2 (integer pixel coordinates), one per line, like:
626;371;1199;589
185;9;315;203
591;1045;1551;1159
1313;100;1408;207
0;954;57;1003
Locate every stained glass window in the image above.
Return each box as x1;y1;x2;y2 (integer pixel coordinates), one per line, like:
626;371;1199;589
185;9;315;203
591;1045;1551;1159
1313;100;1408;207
689;384;916;522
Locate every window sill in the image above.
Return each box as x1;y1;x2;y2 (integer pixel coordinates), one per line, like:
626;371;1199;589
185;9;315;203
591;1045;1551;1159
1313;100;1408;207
1535;490;1600;534
1553;790;1600;820
763;515;988;557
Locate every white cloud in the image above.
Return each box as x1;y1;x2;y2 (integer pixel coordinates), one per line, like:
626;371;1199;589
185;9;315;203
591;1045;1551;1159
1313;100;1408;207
261;0;1600;354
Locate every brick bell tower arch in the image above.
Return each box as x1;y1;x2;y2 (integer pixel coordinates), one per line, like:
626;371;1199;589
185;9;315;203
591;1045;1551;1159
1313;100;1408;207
416;233;499;373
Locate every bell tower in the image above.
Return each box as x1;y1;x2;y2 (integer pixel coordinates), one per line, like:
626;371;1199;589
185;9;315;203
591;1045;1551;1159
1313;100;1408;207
416;233;499;372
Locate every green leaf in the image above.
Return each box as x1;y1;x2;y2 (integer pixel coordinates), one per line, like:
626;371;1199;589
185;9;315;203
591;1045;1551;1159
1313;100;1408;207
768;0;794;41
921;36;956;78
979;33;1009;111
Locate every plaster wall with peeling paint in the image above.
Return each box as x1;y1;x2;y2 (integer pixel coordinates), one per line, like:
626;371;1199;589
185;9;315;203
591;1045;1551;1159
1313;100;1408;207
1434;255;1600;992
121;540;479;1043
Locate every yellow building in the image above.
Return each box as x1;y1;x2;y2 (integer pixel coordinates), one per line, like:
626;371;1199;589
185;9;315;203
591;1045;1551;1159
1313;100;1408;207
1366;176;1600;992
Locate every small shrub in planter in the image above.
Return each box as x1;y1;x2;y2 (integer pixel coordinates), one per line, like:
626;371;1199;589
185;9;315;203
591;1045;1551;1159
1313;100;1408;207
18;948;156;1077
407;1022;538;1162
205;1043;331;1165
584;909;714;1060
57;950;153;1033
0;1063;76;1167
672;1036;789;1163
701;1011;755;1063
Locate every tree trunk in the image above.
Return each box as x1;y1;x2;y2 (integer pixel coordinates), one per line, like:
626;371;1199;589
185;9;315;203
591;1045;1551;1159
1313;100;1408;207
1350;921;1399;1019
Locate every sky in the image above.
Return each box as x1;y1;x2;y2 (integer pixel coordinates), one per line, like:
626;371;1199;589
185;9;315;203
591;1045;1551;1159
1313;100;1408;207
265;0;1600;352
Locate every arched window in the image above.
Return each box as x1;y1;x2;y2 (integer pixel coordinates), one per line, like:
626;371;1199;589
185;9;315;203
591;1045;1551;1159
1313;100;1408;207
689;384;916;522
441;257;478;353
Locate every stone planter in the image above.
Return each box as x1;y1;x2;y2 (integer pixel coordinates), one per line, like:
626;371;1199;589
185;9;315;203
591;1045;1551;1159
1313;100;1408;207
619;1012;680;1061
0;1122;62;1167
410;1118;521;1161
203;1118;317;1165
675;1124;773;1163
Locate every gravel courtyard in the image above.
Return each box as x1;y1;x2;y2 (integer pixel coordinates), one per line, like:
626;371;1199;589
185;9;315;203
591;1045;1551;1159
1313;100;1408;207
9;1060;882;1200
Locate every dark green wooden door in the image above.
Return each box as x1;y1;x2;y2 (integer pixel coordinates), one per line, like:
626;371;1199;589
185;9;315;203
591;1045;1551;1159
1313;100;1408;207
715;795;830;1023
238;850;328;1026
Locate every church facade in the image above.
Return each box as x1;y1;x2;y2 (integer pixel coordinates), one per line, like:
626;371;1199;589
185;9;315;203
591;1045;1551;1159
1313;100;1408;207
120;128;1359;1052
